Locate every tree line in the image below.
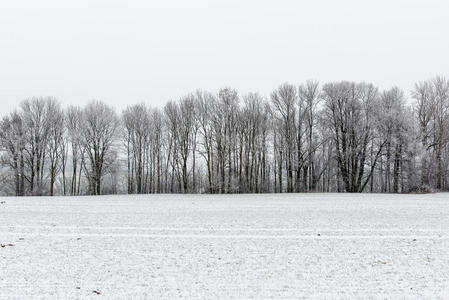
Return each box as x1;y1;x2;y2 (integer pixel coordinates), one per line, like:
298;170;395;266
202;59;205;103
1;77;448;196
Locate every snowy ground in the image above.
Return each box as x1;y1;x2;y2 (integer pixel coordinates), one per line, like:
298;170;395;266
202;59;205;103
1;193;449;299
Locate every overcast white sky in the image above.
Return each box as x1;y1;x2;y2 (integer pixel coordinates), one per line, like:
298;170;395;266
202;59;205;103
1;0;448;114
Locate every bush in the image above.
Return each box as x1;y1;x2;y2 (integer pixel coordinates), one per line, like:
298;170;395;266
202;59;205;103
406;185;435;194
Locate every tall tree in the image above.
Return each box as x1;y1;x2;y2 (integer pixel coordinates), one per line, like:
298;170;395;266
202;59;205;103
80;100;119;195
0;112;26;196
322;82;384;192
46;100;65;196
271;83;297;192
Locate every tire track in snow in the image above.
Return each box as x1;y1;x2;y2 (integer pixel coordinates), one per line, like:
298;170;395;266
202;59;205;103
0;225;446;239
0;225;445;232
1;232;447;239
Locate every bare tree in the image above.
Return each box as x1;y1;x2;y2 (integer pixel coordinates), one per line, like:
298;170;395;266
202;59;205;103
432;76;449;190
0;112;25;196
195;90;216;193
46;100;65;196
412;81;435;186
122;103;151;194
66;106;83;195
20;97;55;195
322;82;384;192
179;96;197;192
271;83;297;192
80;100;120;195
298;80;321;191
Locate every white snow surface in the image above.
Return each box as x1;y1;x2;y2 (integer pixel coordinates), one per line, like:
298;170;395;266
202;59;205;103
1;193;449;299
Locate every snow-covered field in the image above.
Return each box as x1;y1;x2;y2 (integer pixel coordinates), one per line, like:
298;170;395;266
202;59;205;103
1;193;449;299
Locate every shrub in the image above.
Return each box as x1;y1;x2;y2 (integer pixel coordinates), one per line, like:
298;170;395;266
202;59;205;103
406;185;435;194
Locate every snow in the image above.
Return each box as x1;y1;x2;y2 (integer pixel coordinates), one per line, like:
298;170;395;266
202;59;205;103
1;193;449;299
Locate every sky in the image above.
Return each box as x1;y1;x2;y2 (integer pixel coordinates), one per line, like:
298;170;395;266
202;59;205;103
1;0;448;115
